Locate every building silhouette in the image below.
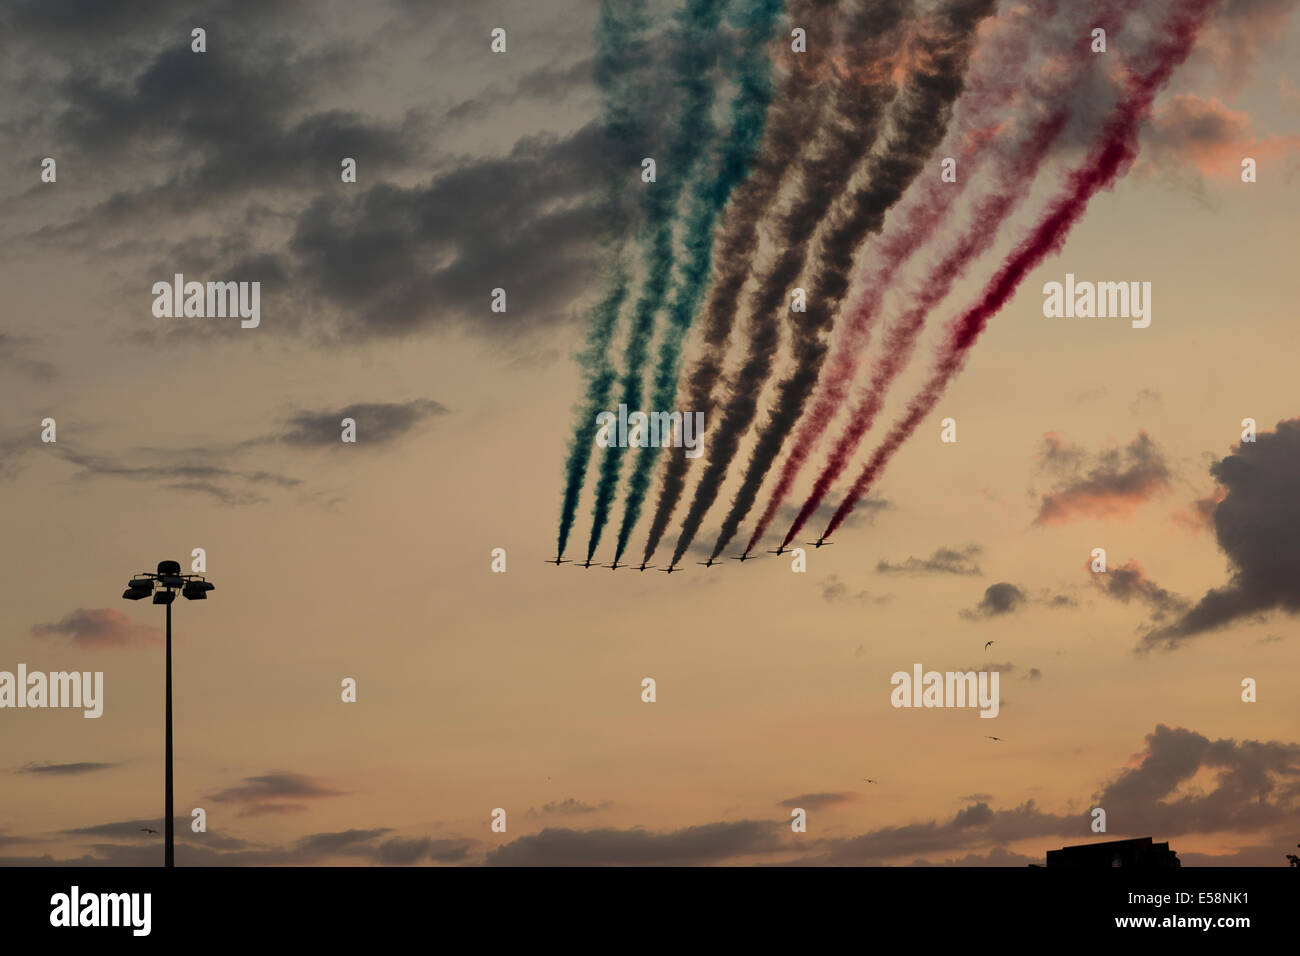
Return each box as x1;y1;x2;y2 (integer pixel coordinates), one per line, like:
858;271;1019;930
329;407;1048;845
1043;836;1180;868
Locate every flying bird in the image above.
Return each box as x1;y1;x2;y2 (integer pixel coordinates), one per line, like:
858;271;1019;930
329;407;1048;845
862;778;878;784
984;640;994;650
140;827;158;834
985;736;1004;742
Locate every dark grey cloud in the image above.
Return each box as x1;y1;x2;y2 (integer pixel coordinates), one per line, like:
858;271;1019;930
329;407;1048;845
915;846;1042;866
277;399;447;447
426;838;476;863
777;792;856;810
0;333;56;381
1034;432;1172;525
1142;419;1300;650
445;56;596;124
1;0;615;350
16;762;119;776
819;575;889;604
877;544;981;576
54;446;301;505
14;725;1300;867
1091;724;1300;837
63;815;471;865
207;771;343;817
291;828;391;856
12;397;442;505
805;799;1071;865
7;2;408;237
525;798;613;819
30;607;161;649
960;583;1027;620
483;821;785;867
288;121;612;339
1091;559;1189;622
64;817;256;851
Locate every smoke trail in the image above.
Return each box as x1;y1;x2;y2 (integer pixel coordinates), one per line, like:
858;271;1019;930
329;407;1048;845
706;0;997;560
743;0;1060;555
585;0;730;563
611;0;788;564
555;1;658;559
778;0;1135;548
821;0;1220;541
640;0;840;564
668;0;913;568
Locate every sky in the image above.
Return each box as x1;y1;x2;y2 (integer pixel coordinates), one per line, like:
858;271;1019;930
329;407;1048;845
0;0;1297;866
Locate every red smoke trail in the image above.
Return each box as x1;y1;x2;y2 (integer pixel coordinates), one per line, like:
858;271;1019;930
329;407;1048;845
777;0;1138;550
781;87;1070;547
740;0;1055;556
819;0;1220;542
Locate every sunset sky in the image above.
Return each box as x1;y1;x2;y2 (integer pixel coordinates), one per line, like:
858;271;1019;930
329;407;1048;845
1;0;1297;866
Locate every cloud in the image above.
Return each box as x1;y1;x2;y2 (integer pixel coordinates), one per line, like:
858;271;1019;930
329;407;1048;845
0;333;56;381
277;399;448;447
777;792;856;810
53;446;301;505
1090;559;1189;622
1128;388;1161;414
1193;0;1299;90
525;798;612;818
292;828;391;855
1142;419;1300;650
960;583;1027;620
1172;485;1226;533
483;821;785;866
16;762;119;776
1034;432;1172;525
20;398;442;504
819;575;888;604
30;608;161;649
445;56;595;125
207;771;343;816
877;544;981;576
1090;724;1300;837
1141;94;1300;180
288;122;613;339
12;726;1299;867
805;799;1071;865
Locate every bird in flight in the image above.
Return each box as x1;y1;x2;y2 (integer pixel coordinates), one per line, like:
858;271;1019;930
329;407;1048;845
984;640;994;650
140;827;158;834
862;778;879;784
985;735;1004;742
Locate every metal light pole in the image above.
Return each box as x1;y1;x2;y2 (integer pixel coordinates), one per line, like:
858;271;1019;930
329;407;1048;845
165;597;173;867
122;560;215;868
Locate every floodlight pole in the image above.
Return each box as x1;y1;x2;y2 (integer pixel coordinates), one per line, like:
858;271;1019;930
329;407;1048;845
165;599;174;868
